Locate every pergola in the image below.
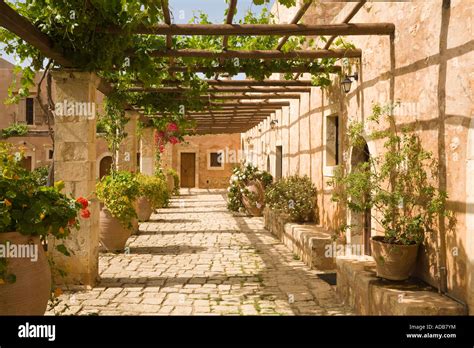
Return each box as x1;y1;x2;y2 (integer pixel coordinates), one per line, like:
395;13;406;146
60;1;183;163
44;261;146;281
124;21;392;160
0;0;395;285
0;0;394;134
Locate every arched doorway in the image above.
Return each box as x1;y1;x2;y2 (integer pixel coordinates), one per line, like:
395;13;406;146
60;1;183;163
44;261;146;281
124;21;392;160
349;141;372;256
99;156;113;179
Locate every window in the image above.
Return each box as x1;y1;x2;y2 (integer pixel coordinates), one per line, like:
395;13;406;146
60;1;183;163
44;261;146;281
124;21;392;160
209;152;223;168
326;115;339;166
25;98;34;125
48;149;54;160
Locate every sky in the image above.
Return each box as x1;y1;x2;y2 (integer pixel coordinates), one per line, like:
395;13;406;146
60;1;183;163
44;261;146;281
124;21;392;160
0;0;274;66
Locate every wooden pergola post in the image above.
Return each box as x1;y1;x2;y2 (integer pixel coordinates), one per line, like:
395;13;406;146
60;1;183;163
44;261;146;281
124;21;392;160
49;70;100;286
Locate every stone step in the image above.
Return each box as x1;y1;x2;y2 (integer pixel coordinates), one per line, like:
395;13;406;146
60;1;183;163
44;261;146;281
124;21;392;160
336;256;467;315
264;208;335;271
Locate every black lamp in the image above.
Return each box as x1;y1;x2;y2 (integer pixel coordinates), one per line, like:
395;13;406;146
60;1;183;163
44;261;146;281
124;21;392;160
341;72;359;93
270;119;278;130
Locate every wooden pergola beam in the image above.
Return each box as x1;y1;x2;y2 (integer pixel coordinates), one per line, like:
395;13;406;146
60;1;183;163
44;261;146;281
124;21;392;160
208;94;301;100
208;102;289;107
324;1;367;49
159;79;315;86
161;0;172;49
276;0;312;50
0;0;72;67
167;65;340;74
144;107;279;113
0;0;128;105
185;112;274;115
188;112;272;116
164;94;301;100
222;0;238;49
149;48;361;59
120;23;394;36
127;87;311;93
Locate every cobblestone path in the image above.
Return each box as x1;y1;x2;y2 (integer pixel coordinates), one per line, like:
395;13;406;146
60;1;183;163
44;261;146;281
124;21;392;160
48;189;353;316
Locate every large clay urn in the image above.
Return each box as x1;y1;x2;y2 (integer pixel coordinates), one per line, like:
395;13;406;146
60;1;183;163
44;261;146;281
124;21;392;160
242;180;265;217
99;207;132;251
137;196;153;222
0;232;51;315
371;236;420;281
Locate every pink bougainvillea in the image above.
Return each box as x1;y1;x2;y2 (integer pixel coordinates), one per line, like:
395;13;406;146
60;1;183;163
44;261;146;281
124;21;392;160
167;122;179;132
154;123;182;153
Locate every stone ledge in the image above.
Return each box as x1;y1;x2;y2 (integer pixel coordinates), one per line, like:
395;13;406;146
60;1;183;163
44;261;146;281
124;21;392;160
336;256;467;315
264;207;335;271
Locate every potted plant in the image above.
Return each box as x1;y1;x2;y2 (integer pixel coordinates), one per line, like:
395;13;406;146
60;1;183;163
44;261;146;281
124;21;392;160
227;163;273;217
265;175;317;223
331;103;453;281
166;168;180;195
96;171;139;251
136;174;169;221
0;143;89;315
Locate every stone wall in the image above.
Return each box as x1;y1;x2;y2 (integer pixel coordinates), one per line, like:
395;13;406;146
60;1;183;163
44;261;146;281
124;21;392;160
246;0;474;311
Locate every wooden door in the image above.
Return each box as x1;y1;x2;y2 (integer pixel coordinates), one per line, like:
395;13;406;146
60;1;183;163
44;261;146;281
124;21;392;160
20;156;32;171
180;153;196;188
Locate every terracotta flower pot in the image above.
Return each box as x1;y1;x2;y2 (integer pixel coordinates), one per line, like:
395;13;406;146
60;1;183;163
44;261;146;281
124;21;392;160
0;232;51;315
99;207;132;251
137;196;153;222
242;180;265;217
370;236;419;281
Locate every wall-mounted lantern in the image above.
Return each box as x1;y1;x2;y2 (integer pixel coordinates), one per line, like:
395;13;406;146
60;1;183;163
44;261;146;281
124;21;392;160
341;72;359;94
270;119;278;130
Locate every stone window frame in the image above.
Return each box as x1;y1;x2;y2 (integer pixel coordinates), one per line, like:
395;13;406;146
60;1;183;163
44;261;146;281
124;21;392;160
323;113;340;177
207;150;225;171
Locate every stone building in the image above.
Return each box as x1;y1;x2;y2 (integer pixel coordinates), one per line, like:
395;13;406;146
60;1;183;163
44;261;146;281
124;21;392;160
244;0;473;313
161;133;241;189
0;58;52;170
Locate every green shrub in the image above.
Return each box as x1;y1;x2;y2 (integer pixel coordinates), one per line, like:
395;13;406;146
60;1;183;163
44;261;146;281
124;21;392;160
167;168;180;195
154;168;171;207
265;175;317;223
95;171;139;228
136;173;168;209
30;166;49;186
1;123;28;139
227;163;273;213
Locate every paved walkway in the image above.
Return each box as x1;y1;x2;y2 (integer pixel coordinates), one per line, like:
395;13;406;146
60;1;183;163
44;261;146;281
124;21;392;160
49;189;352;315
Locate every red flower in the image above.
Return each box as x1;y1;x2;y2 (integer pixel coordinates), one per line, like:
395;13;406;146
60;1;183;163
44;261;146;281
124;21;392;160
80;209;91;219
167;123;178;132
169;136;179;145
68;218;77;226
159;144;165;153
76;197;88;209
